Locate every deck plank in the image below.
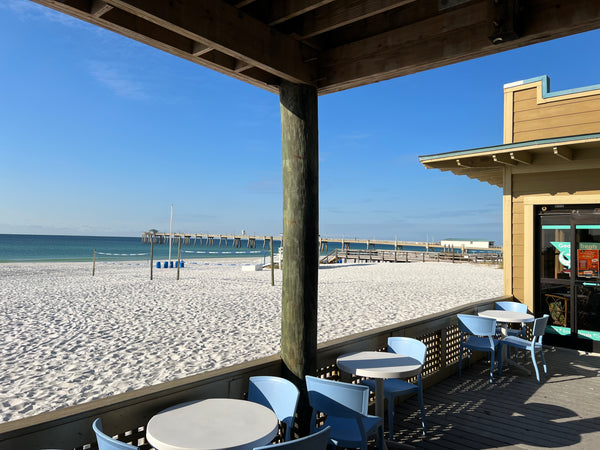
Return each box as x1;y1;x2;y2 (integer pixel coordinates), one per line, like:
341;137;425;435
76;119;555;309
370;346;600;449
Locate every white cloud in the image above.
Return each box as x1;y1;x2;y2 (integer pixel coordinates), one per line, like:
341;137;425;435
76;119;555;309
87;61;148;100
2;0;85;28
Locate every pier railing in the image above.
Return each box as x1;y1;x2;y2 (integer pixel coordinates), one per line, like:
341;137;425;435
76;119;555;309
0;296;510;450
322;248;503;264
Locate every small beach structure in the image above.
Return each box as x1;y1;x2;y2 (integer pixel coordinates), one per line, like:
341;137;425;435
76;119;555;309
4;1;600;448
421;75;600;353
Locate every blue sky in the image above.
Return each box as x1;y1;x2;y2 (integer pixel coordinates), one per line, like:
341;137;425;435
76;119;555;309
1;0;599;244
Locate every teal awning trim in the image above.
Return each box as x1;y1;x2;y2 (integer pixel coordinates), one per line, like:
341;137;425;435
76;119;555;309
419;133;600;162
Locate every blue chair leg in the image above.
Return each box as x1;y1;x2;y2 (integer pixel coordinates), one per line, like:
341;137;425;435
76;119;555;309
489;350;495;383
539;348;548;377
530;347;541;382
418;383;426;435
377;422;384;450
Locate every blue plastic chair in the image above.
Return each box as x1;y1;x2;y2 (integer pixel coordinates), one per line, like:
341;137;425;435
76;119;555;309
305;375;384;450
457;314;500;383
248;376;300;441
495;301;529;337
92;418;138;450
253;426;331;450
500;315;549;382
360;337;426;438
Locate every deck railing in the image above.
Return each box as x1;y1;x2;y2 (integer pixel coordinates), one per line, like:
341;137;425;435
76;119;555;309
0;295;510;450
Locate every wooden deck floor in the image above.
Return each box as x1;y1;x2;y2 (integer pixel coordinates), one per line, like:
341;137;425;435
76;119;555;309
380;346;600;450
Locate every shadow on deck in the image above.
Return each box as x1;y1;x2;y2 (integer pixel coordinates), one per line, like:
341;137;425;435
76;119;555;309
384;347;600;449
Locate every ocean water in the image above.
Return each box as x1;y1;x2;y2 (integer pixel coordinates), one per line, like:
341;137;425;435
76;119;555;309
0;234;278;263
0;234;499;263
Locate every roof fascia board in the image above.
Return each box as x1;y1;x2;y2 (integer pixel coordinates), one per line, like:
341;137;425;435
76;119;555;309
419;133;600;163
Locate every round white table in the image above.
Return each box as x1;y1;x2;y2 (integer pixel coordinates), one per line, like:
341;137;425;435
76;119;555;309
146;398;279;450
336;351;422;419
478;310;534;332
478;309;534;374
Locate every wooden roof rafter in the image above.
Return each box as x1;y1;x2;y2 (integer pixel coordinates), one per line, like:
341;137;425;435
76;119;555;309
30;0;600;95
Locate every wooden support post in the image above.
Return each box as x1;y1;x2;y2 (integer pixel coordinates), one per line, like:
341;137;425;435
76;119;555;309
280;80;318;434
92;249;96;276
176;237;182;280
270;236;275;287
150;240;154;280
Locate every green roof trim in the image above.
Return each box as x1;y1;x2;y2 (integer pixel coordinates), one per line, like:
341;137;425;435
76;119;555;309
419;132;600;162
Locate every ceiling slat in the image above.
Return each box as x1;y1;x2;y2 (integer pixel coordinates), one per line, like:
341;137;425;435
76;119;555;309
104;0;316;85
295;0;415;39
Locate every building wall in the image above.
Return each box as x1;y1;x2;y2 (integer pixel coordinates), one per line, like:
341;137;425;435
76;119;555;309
504;76;600;144
503;77;600;309
509;168;600;309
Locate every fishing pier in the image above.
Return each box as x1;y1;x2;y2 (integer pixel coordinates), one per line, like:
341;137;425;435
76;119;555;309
141;232;502;264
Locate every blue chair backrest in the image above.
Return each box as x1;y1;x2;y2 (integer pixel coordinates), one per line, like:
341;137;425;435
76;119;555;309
92;418;138;450
305;375;369;418
533;314;550;339
387;337;426;364
248;376;300;424
457;314;497;336
495;301;528;313
253;426;331;450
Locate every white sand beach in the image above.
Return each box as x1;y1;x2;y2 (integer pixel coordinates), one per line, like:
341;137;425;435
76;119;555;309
0;259;503;423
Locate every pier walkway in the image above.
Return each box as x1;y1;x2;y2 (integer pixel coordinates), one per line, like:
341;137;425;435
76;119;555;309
321;249;503;264
141;232;502;255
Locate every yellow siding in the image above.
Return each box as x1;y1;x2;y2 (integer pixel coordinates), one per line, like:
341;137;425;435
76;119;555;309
509;84;600;143
513;168;600;197
511;198;524;303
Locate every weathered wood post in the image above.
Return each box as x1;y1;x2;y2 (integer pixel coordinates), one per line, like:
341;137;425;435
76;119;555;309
150;239;154;280
92;249;96;276
280;80;318;436
176;237;182;280
270;236;274;287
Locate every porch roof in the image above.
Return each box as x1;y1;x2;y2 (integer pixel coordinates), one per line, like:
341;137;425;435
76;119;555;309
419;133;600;188
30;1;600;95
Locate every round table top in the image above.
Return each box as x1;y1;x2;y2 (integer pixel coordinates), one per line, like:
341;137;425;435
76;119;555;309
478;309;534;323
336;351;422;379
146;398;279;450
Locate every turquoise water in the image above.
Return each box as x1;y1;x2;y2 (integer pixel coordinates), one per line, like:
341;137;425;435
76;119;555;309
0;234;276;263
0;234;499;263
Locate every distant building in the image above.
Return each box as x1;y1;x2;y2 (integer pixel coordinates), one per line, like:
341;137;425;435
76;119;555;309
421;75;600;352
440;239;495;249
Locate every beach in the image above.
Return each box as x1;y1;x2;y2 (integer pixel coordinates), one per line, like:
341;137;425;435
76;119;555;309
0;259;503;423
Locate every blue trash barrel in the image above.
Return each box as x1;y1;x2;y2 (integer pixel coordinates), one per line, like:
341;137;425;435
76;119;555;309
156;262;160;269
169;261;174;268
163;261;168;268
180;261;185;268
175;261;179;268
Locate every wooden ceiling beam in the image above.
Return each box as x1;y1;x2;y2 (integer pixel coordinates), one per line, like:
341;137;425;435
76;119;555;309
553;146;574;161
192;42;212;57
295;0;416;39
510;151;532;164
103;0;316;85
319;0;600;94
493;154;518;166
91;0;113;17
268;0;335;26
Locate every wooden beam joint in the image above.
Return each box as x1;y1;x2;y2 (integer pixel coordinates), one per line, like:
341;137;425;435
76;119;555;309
553;146;574;161
510;151;532;164
493;153;518;166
